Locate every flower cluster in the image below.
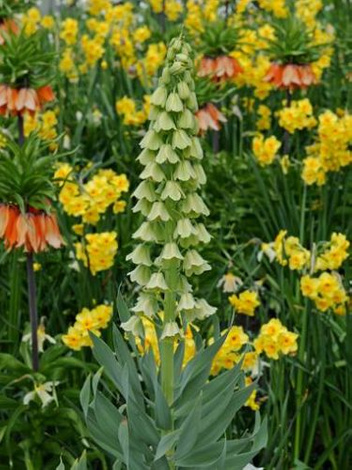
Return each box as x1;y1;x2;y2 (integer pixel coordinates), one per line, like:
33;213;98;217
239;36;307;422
115;96;150;126
229;290;260;316
302;111;352;185
315;233;350;271
124;36;216;339
75;232;118;275
254;319;298;360
301;273;348;315
24;110;59;150
55;165;129;225
252;134;281;166
62;304;113;350
256;104;271;131
273;230;311;271
277;99;317;134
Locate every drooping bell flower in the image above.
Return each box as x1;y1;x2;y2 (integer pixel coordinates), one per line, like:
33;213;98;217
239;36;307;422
264;63;317;90
0;19;19;45
196;102;227;134
0;204;64;252
0;84;55;116
198;56;243;83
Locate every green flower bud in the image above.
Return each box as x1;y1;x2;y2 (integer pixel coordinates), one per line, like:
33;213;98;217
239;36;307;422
177;81;191;100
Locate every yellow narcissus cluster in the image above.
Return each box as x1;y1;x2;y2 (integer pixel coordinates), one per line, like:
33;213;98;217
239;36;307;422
21;7;55;35
185;0;220;35
302;111;352;186
229;290;260;316
148;0;183;21
256;105;272;131
315;233;350;271
277;99;317;134
55;164;129;225
273;230;311;270
252;134;281;166
62;304;113;350
24;110;59;151
254;319;298;360
75;232;118;275
257;0;288;18
116;96;151;126
301;273;348;315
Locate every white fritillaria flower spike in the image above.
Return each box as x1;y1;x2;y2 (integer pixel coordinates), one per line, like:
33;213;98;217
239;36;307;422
127;36;216;331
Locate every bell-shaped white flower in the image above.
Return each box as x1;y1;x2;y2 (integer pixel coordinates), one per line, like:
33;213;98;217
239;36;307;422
121;315;144;336
166;92;183;112
146;272;169;291
173;160;196;182
161;242;184;261
193;163;207;185
172;129;191;150
177;81;191;100
132;198;152;216
174;218;195;239
126;244;152;266
151;86;168;107
131;293;158;317
183;250;211;276
155;111;176;131
148;202;171;222
137;148;155;166
178;108;195;130
194;298;217;319
132;180;157;202
178;292;196;311
140;129;163;150
140;162;165;182
160;321;182;339
161;181;183;201
132;221;157;242
155;144;180;164
128;265;151;286
182;193;210;217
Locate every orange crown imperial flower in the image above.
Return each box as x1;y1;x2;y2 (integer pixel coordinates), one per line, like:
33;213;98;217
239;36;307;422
196;102;227;134
198;56;243;83
0;84;55;116
0;204;63;252
264;63;317;90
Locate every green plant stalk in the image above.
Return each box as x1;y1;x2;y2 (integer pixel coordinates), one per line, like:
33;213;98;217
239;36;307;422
26;252;39;372
8;251;22;352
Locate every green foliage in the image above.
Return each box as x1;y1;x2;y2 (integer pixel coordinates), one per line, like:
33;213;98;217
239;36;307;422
0;0;33;18
0;133;58;210
198;22;239;57
0;29;55;88
79;297;267;469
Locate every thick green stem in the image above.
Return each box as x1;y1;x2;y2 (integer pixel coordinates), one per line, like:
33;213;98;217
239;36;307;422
161;289;176;407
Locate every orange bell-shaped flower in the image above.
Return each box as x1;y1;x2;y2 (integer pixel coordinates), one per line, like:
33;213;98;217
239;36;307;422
264;63;317;90
0;85;55;116
198;56;243;83
196;103;227;134
0;204;64;252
